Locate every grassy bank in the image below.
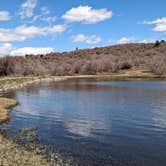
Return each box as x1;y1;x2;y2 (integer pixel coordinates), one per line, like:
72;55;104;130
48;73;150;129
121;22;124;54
0;135;59;166
0;97;17;123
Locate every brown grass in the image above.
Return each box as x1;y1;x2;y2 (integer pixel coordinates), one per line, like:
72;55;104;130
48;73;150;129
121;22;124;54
0;97;17;123
0;135;60;166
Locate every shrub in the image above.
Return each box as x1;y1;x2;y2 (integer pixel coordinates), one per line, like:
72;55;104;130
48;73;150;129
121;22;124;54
154;40;160;48
0;43;166;76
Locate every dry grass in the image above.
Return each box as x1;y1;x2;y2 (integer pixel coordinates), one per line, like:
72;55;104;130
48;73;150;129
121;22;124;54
0;135;58;166
0;97;17;123
0;77;38;92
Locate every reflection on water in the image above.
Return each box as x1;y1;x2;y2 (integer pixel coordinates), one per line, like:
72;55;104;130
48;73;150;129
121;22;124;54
2;81;166;166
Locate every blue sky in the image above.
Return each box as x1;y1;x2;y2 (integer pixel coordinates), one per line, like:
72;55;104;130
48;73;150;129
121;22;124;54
0;0;166;56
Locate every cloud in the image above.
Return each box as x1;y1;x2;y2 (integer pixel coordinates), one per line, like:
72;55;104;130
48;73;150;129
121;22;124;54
0;24;67;42
143;17;166;32
108;39;114;43
0;43;13;56
71;34;101;44
19;0;37;19
28;6;56;24
62;6;113;24
0;43;54;56
144;17;166;25
10;47;54;56
117;37;136;44
138;39;155;43
0;11;11;21
45;24;67;34
41;7;50;15
41;16;56;24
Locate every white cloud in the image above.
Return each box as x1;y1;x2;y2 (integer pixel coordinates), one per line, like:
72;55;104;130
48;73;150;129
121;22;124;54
28;6;56;24
10;47;54;56
117;37;136;44
138;39;155;43
144;17;166;25
31;14;41;22
0;43;54;56
108;39;114;43
143;17;166;32
0;24;67;42
0;43;13;56
0;11;11;21
41;16;56;24
19;0;37;19
153;24;166;32
72;34;101;44
41;7;50;15
45;24;66;34
39;7;56;24
62;6;113;24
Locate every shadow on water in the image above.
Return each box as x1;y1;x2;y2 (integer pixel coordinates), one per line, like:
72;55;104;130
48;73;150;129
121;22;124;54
1;80;166;166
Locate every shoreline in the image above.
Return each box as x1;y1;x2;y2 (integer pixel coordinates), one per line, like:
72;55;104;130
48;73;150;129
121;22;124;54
1;73;166;93
1;69;166;122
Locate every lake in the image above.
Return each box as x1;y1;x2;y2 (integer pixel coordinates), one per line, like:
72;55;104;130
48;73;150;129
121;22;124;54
1;80;166;166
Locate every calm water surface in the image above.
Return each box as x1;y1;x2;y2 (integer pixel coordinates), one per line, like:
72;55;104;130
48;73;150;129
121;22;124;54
2;80;166;166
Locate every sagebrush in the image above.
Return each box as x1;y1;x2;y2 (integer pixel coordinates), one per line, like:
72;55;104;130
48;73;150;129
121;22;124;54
0;43;166;76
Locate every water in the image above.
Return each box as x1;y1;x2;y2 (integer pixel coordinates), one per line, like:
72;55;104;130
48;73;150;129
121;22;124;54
2;80;166;166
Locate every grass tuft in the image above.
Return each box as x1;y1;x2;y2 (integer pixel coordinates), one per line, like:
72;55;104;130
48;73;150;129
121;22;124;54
0;97;17;123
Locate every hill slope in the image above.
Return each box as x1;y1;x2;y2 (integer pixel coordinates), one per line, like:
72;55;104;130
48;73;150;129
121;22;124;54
0;42;166;76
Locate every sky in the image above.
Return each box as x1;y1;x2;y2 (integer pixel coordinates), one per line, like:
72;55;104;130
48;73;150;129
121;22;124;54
0;0;166;56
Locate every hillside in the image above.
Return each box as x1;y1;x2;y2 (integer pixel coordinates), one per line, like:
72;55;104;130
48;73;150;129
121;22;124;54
0;42;166;76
